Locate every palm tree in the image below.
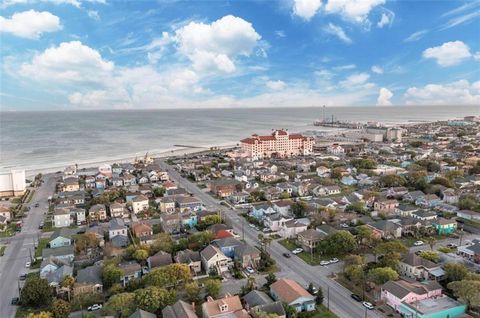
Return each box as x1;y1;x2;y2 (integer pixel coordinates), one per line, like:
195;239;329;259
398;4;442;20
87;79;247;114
427;237;436;250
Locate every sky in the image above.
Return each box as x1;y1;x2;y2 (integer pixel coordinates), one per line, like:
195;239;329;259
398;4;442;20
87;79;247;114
0;0;479;110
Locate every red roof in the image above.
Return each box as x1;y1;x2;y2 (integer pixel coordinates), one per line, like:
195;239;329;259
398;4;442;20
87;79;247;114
215;229;234;239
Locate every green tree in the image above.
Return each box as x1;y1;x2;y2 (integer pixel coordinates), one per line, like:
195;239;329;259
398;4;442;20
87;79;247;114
315;287;324;305
367;267;399;285
419;250;440;263
448;280;480;309
151;233;174;254
241;276;256;295
279;192;290;199
351;159;377;169
416;160;440;172
283;303;297;318
26;312;52;318
135;286;176;313
51;299;70;318
205;279;221;298
291;201;308;218
75;232;99;254
60;276;75;289
379;175;407;187
345;202;366;214
431;177;454;188
102;264;124;289
143;264;192;289
319;230;357;255
374;241;407;269
265;272;277;287
101;292;136;317
444;263;469;283
344;265;365;285
185;282;201;302
153;187;166;197
20;276;53;308
132;249;149;263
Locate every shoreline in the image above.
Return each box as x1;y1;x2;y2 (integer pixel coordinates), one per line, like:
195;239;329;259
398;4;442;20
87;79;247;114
24;144;236;178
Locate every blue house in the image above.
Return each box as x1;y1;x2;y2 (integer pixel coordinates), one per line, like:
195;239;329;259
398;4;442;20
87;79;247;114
49;229;72;249
270;278;315;312
250;204;275;220
341;176;358;186
181;212;198;228
213;237;242;258
415;194;441;208
399;296;466;318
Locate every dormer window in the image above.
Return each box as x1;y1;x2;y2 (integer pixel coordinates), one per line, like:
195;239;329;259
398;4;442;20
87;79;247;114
220;304;228;312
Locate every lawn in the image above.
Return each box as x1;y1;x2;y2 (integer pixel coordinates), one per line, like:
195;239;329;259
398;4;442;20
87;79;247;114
0;245;6;256
278;239;335;266
41;221;53;233
0;228;15;238
34;238;49;258
313;305;339;318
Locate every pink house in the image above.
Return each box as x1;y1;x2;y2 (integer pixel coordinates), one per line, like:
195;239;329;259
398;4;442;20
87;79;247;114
381;279;443;313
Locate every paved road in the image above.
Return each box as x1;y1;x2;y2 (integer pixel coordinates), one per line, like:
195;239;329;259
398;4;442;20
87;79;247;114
158;160;382;318
0;176;56;318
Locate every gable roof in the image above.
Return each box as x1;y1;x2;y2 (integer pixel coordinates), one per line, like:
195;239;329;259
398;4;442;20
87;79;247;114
163;300;198;318
76;263;102;285
270;278;313;303
243;290;273;308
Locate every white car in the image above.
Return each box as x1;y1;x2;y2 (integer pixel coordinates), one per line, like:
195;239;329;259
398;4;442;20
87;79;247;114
340;223;349;228
329;258;339;263
25;261;31;268
88;304;102;311
413;241;424;246
246;267;255;274
249;223;256;228
362;301;374;310
320;260;331;266
292;248;303;255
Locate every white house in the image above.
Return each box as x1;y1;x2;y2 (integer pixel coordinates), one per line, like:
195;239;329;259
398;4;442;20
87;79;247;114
327;144;345;155
53;208;71;228
200;245;232;274
132;195;149;214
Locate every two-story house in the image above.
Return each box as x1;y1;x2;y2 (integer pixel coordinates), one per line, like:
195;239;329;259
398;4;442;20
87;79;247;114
270;278;315;312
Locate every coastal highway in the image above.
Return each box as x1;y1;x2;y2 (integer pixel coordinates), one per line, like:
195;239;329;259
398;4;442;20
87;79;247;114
157;159;382;318
0;175;56;318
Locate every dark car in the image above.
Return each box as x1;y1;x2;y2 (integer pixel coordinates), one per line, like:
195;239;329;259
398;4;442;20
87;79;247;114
19;274;27;281
351;294;362;302
11;297;19;305
283;253;291;258
34;203;39;208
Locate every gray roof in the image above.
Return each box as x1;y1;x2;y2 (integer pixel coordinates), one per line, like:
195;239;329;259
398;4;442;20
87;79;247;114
129;309;157;318
42;245;74;259
44;264;73;285
162;300;198;318
175;249;201;264
201;245;222;261
252;301;286;317
109;218;126;230
382;279;442;299
243;290;273;308
148;251;173;268
213;237;242;249
76;263;103;285
110;235;129;247
234;244;260;258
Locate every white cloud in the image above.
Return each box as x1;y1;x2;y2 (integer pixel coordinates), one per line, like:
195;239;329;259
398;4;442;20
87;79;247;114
333;64;356;70
404;30;428;42
87;10;99;20
440;10;480;30
423;41;472;66
324;0;385;24
0;10;61;39
174;15;261;74
371;65;383;74
377;10;394;28
275;30;286;38
20;41;114;82
292;0;322;21
474;51;480;61
323;23;352;44
266;80;286;90
376;87;393;105
405;80;480;105
1;0;106;8
340;72;370;86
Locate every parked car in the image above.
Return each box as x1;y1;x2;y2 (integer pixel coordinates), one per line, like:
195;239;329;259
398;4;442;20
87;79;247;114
340;223;349;228
249;223;256;228
320;260;331;266
19;274;27;281
446;243;458;248
292;248;303;254
351;294;362;302
413;241;424;246
329;258;339;263
246;267;255;274
11;297;19;305
25;261;31;268
362;301;374;310
311;286;319;295
88;304;102;311
283;253;291;258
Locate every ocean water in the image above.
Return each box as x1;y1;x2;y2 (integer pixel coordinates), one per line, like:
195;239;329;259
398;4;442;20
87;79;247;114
1;105;478;173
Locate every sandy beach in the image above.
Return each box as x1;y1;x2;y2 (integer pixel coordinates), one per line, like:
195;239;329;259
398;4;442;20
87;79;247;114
25;144;236;178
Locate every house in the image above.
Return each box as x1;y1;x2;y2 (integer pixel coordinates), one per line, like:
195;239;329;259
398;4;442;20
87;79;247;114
62;177;80;192
200;244;232;274
129;309;157;318
442;190;459;204
367;220;402;239
147;251;172;269
132;195;149;214
229;192;250;204
110;202;128;218
315;185;341;196
85;226;105;247
163;300;198;318
273;200;293;217
160;213;182;233
175;249;202;274
49;229;72;248
381;279;443;312
297;229;325;252
53;208;71;228
457;210;480;222
270;278;315;312
279;219;308;239
412;210;437;221
213;237;242;258
264;213;293;232
457;240;480;264
42;245;75;262
201;294;247;318
209;180;241;198
0;205;11;222
398;253;444;281
233;244;261;268
403;191;425;203
399;296;466;318
244;291;286;318
176;196;203;212
40;256;73;287
327;144;344;155
132;222;154;244
395;204;419;217
71;208;86;225
89;204;107;222
108;218;127;239
415;194;441;208
432;218;457;235
250;203;276;220
374;199;399;215
387;187;408;198
316;166;330;178
73;263;103;296
159;197;176;214
119;261;142;287
341;175;358;186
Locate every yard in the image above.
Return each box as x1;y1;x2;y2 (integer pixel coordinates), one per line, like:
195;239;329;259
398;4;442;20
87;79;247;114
0;244;6;256
34;238;49;258
278;239;334;266
313;305;339;318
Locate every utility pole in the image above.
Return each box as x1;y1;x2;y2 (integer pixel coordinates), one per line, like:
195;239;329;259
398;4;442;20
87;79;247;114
29;247;33;263
364;307;367;318
327;286;330;310
242;220;245;241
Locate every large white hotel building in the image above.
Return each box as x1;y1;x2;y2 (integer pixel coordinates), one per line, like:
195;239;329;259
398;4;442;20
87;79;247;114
240;129;314;160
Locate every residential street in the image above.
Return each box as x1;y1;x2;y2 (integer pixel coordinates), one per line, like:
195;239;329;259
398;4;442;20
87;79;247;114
158;159;383;318
0;175;56;318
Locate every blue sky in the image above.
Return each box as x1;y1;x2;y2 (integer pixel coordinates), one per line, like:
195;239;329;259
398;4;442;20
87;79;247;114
1;0;479;110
